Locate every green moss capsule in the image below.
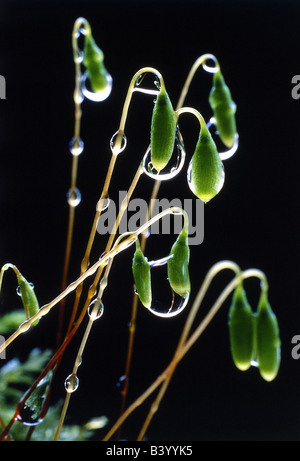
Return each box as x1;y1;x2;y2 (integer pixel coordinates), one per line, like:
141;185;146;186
208;69;237;148
16;274;40;327
83;34;110;93
256;291;281;382
188;123;224;203
132;239;152;308
228;284;255;371
167;228;190;297
150;86;177;172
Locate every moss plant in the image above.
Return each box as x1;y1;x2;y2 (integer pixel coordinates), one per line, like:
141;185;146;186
0;18;280;441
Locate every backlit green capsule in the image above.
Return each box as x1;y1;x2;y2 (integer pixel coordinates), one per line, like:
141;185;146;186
167;228;190;297
17;274;40;327
150;85;177;172
83;34;110;93
188;123;224;203
132;239;152;308
228;284;255;371
208;69;237;148
256;291;281;382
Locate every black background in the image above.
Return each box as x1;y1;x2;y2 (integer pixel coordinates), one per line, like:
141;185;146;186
1;0;300;441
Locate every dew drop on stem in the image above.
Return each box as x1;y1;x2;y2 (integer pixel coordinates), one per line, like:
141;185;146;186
64;374;79;393
67;187;82;207
88;299;104;321
69;136;84;156
110;130;127;155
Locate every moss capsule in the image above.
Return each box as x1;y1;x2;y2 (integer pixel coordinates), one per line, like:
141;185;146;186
150;86;177;172
167;228;190;297
132;239;152;308
83;34;110;93
17;274;40;327
256;291;281;382
228;284;255;371
188;123;224;203
208;69;237;148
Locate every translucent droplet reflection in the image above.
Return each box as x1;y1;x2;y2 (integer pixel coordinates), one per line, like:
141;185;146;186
134;72;161;93
147;291;190;318
202;56;219;73
142;257;189;318
96;196;110;212
142;128;186;181
67;187;82;207
116;374;126;394
69;136;84;156
110;130;127;155
81;71;112;102
18;373;52;426
64;374;79;393
207;117;239;160
88;299;104;321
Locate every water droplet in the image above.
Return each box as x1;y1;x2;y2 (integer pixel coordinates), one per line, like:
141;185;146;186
110;130;127;155
250;359;258;368
73;50;84;64
141;264;189;318
96;196;110;212
16;286;21;296
88;299;104;321
142;127;186;180
81;71;112;102
69;136;84;156
73;88;84;104
116;374;126;393
67;187;82;207
207;117;239;160
134;72;161;93
147;292;190;318
202;56;219;73
64;374;79;393
18;373;52;426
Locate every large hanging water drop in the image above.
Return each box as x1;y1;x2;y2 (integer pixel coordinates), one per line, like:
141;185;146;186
18;371;52;426
142;128;186;181
81;70;112;102
141;258;190;318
